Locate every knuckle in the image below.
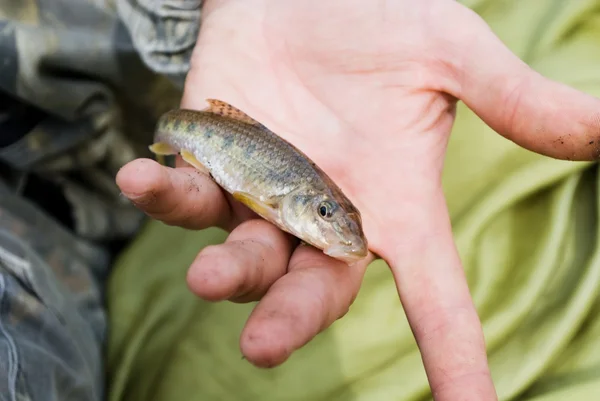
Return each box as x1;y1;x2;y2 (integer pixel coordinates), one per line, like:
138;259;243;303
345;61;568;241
144;174;216;228
431;370;494;399
409;303;491;391
499;77;528;139
410;304;476;341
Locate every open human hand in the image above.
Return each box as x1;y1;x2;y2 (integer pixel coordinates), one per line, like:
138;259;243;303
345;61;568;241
116;0;600;399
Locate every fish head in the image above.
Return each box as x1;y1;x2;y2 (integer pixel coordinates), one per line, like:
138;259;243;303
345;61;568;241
282;190;368;264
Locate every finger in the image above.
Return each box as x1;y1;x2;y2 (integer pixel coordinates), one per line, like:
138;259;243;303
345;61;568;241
384;190;496;400
116;158;235;230
174;153;190;168
445;5;600;161
186;219;296;302
239;245;374;368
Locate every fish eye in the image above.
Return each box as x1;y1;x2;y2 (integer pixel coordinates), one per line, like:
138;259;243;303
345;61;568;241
318;201;334;219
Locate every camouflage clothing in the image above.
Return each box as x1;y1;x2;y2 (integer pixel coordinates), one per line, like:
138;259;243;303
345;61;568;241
0;0;201;399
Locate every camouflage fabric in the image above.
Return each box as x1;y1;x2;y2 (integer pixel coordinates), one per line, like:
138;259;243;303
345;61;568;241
0;0;201;400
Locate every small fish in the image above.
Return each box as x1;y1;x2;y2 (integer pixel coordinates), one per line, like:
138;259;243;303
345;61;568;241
149;99;368;263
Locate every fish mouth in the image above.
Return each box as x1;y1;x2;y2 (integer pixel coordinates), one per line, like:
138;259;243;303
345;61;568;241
324;244;368;264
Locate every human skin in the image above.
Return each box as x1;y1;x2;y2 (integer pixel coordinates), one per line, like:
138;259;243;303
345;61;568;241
116;0;600;399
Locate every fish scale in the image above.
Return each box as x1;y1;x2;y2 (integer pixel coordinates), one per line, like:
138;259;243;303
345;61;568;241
156;110;321;197
148;99;368;264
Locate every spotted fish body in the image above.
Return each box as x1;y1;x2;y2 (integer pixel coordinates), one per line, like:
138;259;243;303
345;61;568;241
149;99;368;263
157;110;320;200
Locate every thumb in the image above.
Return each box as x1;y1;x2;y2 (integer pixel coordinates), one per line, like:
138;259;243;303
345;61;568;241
446;6;600;161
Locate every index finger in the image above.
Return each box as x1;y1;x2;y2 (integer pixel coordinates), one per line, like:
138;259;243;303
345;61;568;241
385;193;497;400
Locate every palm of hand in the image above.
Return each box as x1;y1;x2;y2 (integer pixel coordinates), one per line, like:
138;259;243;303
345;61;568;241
178;0;487;398
184;0;458;259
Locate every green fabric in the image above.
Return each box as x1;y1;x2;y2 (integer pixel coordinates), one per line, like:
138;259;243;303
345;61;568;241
106;1;600;400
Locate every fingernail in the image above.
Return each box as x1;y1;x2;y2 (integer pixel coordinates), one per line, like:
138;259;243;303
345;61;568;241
120;191;155;205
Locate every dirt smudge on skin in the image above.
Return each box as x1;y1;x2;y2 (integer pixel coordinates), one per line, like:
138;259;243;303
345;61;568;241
526;112;600;161
581;112;600;159
183;171;203;193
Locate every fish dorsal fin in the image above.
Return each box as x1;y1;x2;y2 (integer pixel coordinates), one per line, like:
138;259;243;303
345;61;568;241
203;99;263;126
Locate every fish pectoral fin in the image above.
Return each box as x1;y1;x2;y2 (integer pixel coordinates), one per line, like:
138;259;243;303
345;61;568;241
149;142;177;155
232;191;280;221
149;142;177;166
180;149;210;175
204;99;264;127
